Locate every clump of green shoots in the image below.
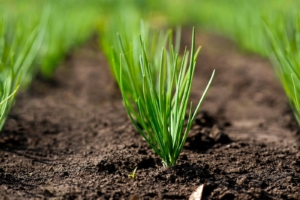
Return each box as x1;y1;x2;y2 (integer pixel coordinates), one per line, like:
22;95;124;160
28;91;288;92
0;0;102;132
0;19;40;130
0;72;19;130
265;11;300;124
105;22;214;166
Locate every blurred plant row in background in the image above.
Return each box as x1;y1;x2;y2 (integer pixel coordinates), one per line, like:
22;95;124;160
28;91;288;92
0;0;102;129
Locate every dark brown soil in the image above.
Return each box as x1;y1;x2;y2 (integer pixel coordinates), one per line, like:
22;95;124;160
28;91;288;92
0;31;300;200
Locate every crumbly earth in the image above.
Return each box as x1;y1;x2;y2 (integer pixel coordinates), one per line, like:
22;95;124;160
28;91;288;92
0;31;299;200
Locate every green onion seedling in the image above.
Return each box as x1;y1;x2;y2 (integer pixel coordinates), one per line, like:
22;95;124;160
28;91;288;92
114;26;215;167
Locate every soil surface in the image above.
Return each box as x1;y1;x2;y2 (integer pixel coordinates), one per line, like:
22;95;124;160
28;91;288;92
0;30;300;200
